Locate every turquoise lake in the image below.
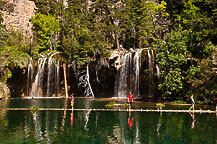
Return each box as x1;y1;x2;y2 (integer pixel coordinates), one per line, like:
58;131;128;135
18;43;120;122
0;98;216;144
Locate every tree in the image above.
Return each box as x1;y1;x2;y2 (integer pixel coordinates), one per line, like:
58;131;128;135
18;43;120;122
30;13;60;52
162;0;216;59
155;27;189;97
61;0;111;67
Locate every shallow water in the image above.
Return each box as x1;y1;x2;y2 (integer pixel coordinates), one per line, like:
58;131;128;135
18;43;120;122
0;98;216;144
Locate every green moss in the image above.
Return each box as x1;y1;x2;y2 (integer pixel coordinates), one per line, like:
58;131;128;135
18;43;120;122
172;100;187;104
30;105;39;113
105;101;116;108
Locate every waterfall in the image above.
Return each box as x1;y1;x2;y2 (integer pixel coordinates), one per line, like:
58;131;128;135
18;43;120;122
86;65;95;98
156;65;160;76
27;57;34;96
47;52;61;97
133;49;143;97
55;60;60;96
114;48;156;98
32;57;47;97
29;52;61;97
148;48;155;97
76;65;95;98
47;56;55;97
114;52;132;98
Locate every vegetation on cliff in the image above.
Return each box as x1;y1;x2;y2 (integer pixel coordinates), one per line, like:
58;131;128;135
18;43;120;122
0;0;216;103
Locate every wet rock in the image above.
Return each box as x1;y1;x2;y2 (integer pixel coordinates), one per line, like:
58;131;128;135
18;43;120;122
109;49;127;70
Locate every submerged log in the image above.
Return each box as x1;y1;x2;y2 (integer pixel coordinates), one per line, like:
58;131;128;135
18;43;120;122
4;108;217;113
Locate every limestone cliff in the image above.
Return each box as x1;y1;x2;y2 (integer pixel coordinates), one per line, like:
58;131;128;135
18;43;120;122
0;0;36;37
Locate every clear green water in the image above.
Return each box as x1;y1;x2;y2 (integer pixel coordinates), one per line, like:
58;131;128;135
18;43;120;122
0;98;216;144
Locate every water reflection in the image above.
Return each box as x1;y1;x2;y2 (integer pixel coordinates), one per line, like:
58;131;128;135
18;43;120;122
128;110;133;143
70;110;74;126
128;111;133;128
156;112;162;138
189;112;196;129
0;99;217;144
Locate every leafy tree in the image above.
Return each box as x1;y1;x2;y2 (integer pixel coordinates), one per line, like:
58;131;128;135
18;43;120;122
185;58;217;103
155;27;189;97
162;0;216;59
30;13;60;52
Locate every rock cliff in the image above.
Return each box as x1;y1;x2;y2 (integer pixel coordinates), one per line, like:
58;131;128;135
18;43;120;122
0;0;36;37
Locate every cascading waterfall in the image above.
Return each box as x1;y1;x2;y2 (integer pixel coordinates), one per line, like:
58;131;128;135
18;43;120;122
32;57;47;97
133;49;143;97
76;65;95;98
55;60;60;96
47;56;55;97
114;48;156;98
27;57;34;96
114;52;133;98
29;52;61;97
46;52;61;97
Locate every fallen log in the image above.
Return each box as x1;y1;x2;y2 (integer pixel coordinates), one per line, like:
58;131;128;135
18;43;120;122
4;108;217;113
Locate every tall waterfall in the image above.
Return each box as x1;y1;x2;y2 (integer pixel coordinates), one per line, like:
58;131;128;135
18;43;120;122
114;48;156;98
29;52;61;97
114;52;133;98
32;57;47;97
47;53;60;97
27;57;34;96
133;49;143;97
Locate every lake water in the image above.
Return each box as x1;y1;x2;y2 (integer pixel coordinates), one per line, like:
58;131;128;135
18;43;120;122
0;98;216;144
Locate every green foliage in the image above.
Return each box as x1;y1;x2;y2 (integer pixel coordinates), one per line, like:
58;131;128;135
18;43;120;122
105;101;117;108
185;58;217;103
30;105;39;113
156;103;165;107
0;0;216;103
0;28;30;84
30;13;60;52
105;101;129;108
164;0;216;59
155;27;189;97
61;0;111;67
171;100;187;104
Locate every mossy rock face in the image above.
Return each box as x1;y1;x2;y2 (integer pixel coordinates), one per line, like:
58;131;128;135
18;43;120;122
0;82;10;100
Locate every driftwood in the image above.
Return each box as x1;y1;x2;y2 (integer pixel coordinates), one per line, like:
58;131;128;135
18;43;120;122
4;108;217;113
